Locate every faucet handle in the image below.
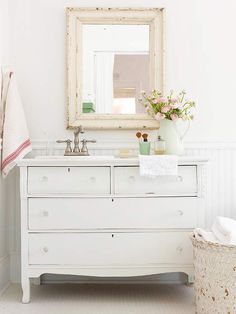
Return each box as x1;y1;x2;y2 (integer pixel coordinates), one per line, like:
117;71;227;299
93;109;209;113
56;139;72;155
56;139;72;143
83;140;96;144
81;139;96;155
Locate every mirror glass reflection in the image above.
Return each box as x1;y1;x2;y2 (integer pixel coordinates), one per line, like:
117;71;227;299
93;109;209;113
82;24;150;114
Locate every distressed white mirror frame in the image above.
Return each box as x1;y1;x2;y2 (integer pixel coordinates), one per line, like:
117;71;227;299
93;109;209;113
67;7;164;129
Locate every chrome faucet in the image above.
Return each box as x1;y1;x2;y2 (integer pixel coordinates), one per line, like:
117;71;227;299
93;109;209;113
56;126;96;156
73;126;84;154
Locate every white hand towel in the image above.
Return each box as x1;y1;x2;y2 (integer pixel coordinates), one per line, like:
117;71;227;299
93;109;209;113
194;228;219;243
1;72;31;177
212;216;236;245
139;155;178;178
214;216;236;236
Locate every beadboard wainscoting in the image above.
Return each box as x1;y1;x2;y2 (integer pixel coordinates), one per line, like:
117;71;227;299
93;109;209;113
6;140;236;283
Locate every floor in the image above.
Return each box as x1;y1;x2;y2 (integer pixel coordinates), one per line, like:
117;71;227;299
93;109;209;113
0;283;195;314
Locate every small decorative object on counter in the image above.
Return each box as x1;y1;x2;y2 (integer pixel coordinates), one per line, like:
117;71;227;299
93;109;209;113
137;132;150;155
140;90;195;155
116;148;136;158
154;136;166;155
136;132;142;142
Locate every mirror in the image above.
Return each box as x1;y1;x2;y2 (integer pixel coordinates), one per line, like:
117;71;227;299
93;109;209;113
82;24;149;115
67;8;164;129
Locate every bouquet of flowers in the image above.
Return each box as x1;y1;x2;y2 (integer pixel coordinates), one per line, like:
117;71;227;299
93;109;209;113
140;90;195;121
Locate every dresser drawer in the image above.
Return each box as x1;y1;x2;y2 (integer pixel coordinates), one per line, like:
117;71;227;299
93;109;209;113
28;167;110;195
28;232;193;265
114;166;197;195
28;197;198;230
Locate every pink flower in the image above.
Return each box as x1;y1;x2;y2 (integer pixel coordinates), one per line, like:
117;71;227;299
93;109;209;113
171;102;181;109
152;99;159;104
170;113;178;121
170;98;178;103
161;105;171;113
155;112;165;121
158;97;167;103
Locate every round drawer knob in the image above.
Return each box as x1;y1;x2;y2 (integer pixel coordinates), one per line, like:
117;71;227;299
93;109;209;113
43;211;49;217
176;246;183;253
178;210;184;216
177;176;183;182
129;176;135;182
40;176;48;182
89;177;96;183
42;247;48;253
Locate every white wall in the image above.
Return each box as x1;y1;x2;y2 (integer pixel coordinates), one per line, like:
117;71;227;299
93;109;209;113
0;0;10;293
8;0;236;143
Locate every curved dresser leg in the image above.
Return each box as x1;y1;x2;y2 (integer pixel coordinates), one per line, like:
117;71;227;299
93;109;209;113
21;277;30;303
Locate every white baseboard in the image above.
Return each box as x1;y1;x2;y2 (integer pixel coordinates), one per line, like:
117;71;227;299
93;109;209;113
0;254;10;295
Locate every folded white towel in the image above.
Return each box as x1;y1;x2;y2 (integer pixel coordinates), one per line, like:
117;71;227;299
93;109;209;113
139;155;178;178
1;72;31;177
194;228;219;243
213;216;236;236
212;216;236;245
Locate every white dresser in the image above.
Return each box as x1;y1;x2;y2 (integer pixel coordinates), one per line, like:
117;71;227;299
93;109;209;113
17;156;207;303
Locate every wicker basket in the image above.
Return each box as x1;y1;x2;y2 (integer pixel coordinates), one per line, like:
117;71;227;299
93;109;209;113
191;234;236;314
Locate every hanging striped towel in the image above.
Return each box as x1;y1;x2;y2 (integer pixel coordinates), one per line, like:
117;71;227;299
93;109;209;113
1;72;31;177
0;70;11;135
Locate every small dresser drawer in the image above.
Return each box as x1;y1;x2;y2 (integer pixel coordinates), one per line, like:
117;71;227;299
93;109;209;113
28;197;198;230
114;166;197;196
28;232;193;265
28;167;110;195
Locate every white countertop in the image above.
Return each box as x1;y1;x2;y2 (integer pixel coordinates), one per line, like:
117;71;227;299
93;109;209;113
17;155;209;167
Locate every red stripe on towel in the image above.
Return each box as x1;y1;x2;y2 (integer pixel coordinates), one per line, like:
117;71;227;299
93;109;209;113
1;139;31;170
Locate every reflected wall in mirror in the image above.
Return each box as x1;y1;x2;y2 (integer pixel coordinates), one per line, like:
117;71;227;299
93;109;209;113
82;24;149;115
67;8;164;129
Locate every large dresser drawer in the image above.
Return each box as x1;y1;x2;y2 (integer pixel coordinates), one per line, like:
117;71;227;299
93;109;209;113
28;232;193;265
28;197;198;230
28;167;110;195
114;166;197;196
